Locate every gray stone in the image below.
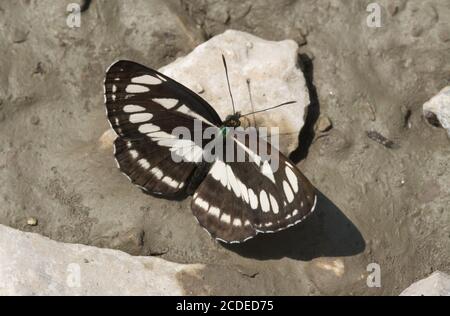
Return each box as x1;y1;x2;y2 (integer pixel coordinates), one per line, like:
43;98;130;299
400;271;450;296
423;86;450;137
0;224;203;295
159;29;310;155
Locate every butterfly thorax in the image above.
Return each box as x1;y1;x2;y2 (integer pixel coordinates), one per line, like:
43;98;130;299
220;112;241;136
223;112;241;127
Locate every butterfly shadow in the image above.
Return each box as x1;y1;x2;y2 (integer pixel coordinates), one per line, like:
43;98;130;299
222;190;366;261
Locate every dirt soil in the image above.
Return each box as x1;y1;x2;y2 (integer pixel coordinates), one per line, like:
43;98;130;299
0;0;449;295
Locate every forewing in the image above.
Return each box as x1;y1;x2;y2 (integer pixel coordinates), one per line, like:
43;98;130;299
104;60;221;197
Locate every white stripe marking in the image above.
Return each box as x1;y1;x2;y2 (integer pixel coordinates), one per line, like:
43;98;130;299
221;213;231;224
126;84;150;93
233;218;242;227
139;123;160;134
132;74;162;85
211;160;227;187
138;158;150;169
123;105;146;113
151;167;163;180
153;98;178;108
194;197;209;211
129;113;153;123
269;194;279;214
208;206;220;218
285;166;299;193
283;180;294;203
260;190;270;213
150;131;176;139
129;150;138;159
248;188;258;210
162;176;179;188
170;140;203;163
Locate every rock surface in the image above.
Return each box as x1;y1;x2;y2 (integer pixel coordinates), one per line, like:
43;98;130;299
159;29;310;154
0;224;202;295
400;271;450;296
423;86;450;137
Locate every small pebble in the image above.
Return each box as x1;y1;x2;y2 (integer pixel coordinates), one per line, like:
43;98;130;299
12;28;29;43
411;25;423;37
366;130;398;149
30;116;40;125
437;25;450;43
27;217;38;226
316;115;332;132
193;83;204;94
424;111;441;128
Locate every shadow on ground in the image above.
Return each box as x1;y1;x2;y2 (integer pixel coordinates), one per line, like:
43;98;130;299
222;190;365;260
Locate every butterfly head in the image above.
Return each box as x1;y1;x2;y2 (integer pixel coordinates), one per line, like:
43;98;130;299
224;112;242;128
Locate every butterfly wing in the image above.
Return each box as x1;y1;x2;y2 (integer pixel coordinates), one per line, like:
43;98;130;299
191;133;317;243
105;60;222;198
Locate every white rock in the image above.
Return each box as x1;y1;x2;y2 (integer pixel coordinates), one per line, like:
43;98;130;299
159;29;310;155
423;86;450;138
0;224;203;295
400;271;450;296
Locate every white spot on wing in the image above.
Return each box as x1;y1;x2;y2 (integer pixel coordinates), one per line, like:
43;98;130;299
138;158;150;169
131;74;162;85
211;160;227;187
259;190;270;213
123;105;146;113
138;124;160;134
151;167;163;180
129;113;153;123
269;194;279;214
153;98;178;108
129;150;138;159
248;188;258;209
150;131;176;140
126;84;150;93
208;206;220;218
194;197;209;211
233;218;242;227
283;180;294;203
285;166;299;193
162;176;179;188
170;140;203;163
221;213;231;224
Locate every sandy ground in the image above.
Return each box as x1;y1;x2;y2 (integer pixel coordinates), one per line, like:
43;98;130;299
0;0;449;295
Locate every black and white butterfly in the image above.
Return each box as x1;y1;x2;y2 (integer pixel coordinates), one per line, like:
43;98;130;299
104;59;317;243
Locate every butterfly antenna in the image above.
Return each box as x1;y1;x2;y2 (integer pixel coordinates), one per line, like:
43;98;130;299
246;79;256;127
222;54;236;115
241;100;297;117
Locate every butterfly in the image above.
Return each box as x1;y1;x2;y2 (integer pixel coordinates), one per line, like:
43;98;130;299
104;59;317;243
